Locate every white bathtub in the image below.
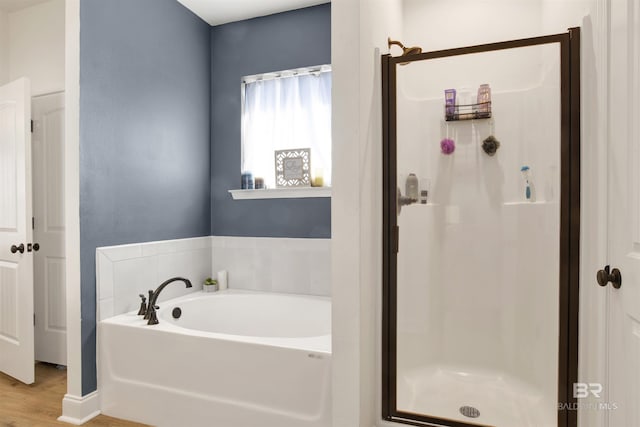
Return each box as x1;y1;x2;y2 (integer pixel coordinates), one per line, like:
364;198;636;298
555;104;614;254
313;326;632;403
98;290;332;427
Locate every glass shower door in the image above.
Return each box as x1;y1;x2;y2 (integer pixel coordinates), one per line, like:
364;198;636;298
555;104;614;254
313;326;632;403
382;31;580;427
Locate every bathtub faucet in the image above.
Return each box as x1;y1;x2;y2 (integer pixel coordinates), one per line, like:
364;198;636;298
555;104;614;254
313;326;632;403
145;277;193;325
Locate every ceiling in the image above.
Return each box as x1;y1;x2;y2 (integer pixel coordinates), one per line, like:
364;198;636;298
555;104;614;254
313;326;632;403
177;0;329;26
0;0;50;12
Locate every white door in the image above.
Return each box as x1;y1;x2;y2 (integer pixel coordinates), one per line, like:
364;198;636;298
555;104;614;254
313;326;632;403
0;78;35;384
32;92;66;366
607;0;640;424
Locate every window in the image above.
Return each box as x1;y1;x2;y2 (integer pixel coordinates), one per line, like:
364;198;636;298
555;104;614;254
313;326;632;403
241;65;332;189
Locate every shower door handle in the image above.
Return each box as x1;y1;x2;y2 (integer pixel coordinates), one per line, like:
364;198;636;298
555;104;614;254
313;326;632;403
393;225;399;254
596;265;622;289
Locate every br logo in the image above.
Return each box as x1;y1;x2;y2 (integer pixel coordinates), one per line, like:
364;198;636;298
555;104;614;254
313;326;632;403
573;383;603;398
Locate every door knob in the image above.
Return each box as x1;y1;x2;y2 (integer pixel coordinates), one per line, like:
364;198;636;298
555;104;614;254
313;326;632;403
596;265;622;289
33;243;39;251
10;243;24;254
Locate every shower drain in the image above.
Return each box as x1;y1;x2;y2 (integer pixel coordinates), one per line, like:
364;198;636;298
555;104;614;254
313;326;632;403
459;406;480;418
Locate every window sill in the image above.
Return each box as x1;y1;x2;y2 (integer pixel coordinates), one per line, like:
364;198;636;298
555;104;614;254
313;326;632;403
228;187;332;200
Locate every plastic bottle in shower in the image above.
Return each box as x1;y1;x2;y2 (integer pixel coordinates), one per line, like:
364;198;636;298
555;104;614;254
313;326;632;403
477;84;491;116
520;166;536;202
405;173;419;202
445;89;456;120
457;87;472;119
420;179;430;204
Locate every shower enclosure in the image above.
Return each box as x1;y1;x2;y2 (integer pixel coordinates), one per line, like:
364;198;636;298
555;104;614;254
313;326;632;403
382;30;580;427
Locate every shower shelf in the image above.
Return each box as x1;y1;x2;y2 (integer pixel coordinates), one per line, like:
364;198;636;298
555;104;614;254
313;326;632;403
503;200;556;206
445;101;492;121
407;203;438;207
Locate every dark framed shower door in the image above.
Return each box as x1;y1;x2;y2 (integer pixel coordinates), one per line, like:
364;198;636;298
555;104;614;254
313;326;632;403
382;29;580;427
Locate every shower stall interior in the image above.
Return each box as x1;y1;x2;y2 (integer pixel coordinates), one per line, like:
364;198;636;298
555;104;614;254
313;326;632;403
382;29;580;427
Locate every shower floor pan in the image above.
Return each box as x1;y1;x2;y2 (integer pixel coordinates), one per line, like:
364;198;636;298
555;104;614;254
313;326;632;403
397;365;556;427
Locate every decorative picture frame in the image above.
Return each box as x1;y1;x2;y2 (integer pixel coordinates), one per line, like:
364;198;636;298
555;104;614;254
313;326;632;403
275;148;311;187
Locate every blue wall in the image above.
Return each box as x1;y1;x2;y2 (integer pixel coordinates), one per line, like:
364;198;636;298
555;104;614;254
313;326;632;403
79;0;211;394
210;4;332;238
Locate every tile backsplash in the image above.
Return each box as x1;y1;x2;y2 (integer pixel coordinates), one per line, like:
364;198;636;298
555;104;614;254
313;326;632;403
97;236;331;321
96;237;212;321
211;236;331;297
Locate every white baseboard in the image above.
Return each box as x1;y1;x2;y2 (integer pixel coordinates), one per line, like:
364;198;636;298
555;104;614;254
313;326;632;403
57;391;101;425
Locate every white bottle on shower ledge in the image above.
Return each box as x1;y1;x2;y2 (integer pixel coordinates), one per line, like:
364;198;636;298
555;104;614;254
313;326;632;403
405;173;419;202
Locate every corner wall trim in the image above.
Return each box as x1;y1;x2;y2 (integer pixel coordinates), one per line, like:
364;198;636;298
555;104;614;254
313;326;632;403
57;392;101;425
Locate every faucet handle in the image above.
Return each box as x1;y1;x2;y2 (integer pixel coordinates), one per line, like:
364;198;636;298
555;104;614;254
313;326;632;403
143;290;155;320
137;294;147;316
147;305;159;325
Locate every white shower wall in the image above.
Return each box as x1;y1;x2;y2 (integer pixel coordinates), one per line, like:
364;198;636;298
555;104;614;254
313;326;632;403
402;0;590;52
395;41;562;413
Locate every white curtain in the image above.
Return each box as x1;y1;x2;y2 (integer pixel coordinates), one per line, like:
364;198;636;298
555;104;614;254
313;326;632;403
242;71;332;188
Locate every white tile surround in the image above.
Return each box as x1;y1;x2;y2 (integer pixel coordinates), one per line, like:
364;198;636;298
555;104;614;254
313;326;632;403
211;236;331;296
96;237;212;321
96;236;331;321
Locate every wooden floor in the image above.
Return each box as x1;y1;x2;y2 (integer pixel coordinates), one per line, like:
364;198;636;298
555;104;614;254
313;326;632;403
0;363;149;427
